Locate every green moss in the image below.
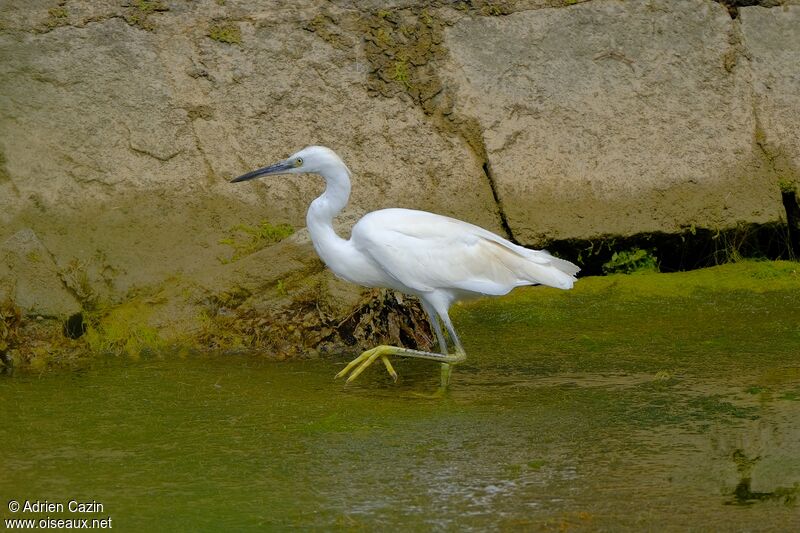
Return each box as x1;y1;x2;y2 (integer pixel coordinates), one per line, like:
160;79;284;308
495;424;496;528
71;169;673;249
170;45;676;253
208;22;242;45
392;59;411;87
85;301;166;358
135;0;167;14
601;261;798;297
459;260;800;384
42;6;68;30
218;221;293;263
48;6;68;19
361;8;445;103
302;14;352;51
124;0;168;31
778;177;796;193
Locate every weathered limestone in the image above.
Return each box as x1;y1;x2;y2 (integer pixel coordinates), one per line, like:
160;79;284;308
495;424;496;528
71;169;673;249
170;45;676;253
0;0;798;325
740;5;800;185
0;229;81;318
442;0;785;244
0;1;501;314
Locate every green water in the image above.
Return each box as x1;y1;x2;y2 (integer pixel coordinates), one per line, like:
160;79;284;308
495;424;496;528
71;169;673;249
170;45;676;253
2;263;800;531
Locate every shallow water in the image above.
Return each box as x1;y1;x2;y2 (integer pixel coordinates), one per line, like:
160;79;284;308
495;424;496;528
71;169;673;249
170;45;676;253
2;264;800;531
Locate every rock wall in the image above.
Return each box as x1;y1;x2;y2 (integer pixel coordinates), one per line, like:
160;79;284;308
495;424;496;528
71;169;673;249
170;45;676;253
442;0;795;242
0;0;798;332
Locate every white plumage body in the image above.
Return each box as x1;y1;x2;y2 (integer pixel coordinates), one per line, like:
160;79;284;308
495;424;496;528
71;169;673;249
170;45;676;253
348;208;578;295
233;145;579;386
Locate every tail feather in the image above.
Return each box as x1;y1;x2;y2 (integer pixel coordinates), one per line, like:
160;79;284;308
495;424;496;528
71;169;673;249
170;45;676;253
521;250;579;290
468;232;580;293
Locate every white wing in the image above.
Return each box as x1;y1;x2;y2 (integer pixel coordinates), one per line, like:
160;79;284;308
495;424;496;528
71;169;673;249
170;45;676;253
350;209;579;296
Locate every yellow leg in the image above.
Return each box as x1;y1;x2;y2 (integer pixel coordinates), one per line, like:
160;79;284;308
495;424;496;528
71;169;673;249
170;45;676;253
335;345;466;384
381;356;398;382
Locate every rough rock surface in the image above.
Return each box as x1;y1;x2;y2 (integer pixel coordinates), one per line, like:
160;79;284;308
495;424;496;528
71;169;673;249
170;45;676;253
740;5;800;184
0;229;81;318
0;0;502;315
442;0;786;243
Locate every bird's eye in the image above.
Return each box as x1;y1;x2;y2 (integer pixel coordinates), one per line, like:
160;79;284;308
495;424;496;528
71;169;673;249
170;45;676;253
295;158;303;167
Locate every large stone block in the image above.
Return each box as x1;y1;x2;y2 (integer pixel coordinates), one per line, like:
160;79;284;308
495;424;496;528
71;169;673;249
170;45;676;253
443;0;784;243
740;5;800;183
0;3;502;302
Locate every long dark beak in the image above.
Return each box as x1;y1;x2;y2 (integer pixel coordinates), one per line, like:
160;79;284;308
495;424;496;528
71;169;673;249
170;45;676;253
230;160;293;183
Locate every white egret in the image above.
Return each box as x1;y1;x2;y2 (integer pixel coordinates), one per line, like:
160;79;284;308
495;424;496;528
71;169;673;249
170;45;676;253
232;146;579;388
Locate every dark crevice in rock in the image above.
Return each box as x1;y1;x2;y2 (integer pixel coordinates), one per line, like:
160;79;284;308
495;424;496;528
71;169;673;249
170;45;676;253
481;160;518;244
782;189;800;258
62;312;86;339
353;7;515;240
541;222;794;277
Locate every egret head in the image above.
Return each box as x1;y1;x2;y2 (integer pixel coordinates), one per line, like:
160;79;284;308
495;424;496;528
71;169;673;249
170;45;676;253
230;146;346;183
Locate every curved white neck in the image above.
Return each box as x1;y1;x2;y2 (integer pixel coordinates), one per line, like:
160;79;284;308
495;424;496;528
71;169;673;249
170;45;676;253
306;162;352;258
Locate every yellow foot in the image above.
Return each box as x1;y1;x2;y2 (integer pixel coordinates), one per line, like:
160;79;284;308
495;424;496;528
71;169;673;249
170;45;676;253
335;345;398;384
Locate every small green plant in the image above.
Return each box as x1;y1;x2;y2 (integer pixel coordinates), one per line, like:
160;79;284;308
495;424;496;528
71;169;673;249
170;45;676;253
602;248;659;274
711;224;759;265
209;22;241;45
218;221;294;263
276;280;288;296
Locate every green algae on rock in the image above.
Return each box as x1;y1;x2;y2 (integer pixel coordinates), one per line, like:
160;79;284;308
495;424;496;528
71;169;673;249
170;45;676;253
2;260;798;374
